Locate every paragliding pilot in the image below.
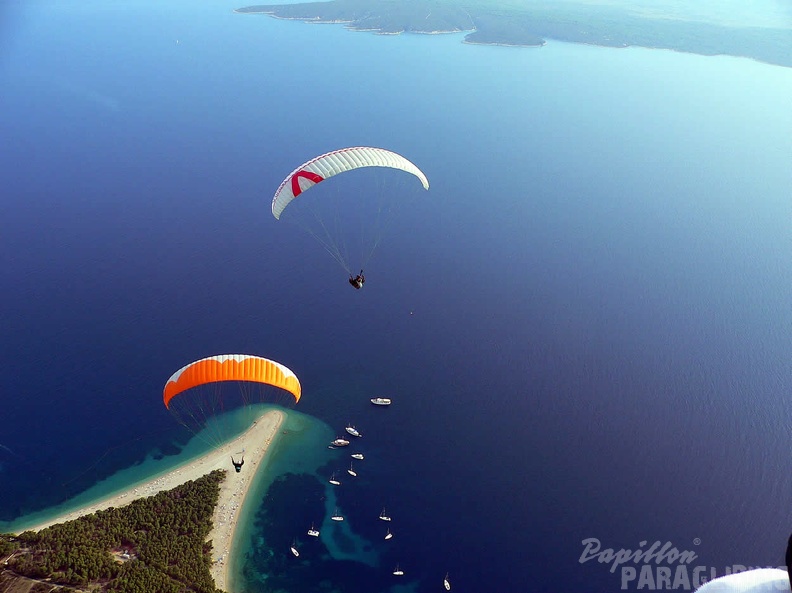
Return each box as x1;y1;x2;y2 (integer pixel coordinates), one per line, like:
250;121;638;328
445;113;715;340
231;456;244;473
349;270;365;290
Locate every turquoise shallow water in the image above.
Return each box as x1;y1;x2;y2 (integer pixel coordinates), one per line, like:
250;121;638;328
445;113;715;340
1;406;340;593
228;408;336;592
1;1;792;592
0;406;307;533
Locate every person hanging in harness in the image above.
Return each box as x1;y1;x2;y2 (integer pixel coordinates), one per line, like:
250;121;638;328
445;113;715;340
349;270;365;290
231;455;244;473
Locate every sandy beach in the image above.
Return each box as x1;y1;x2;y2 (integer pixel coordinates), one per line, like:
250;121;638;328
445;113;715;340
11;409;285;592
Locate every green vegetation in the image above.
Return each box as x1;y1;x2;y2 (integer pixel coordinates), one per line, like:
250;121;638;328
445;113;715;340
237;0;792;67
1;471;226;593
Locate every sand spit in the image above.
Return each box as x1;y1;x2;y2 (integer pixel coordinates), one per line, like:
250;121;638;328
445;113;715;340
12;410;285;592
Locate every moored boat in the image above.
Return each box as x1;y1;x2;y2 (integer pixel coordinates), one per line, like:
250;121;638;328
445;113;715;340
345;425;362;437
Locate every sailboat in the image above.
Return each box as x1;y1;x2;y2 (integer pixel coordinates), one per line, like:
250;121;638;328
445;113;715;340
289;540;299;557
379;507;392;521
347;462;357;477
328;472;341;486
384;528;393;540
307;523;320;537
331;508;344;521
444;572;451;590
392;564;404;576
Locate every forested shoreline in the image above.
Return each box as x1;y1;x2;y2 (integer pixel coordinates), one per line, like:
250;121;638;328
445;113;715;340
1;470;226;593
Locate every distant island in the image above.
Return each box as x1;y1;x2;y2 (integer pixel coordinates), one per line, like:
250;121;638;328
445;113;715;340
236;0;792;68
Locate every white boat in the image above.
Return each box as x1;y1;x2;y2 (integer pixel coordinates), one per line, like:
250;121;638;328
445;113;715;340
370;397;392;406
345;425;362;437
379;508;392;522
351;453;364;460
307;524;320;537
328;472;341;486
331;508;344;522
347;462;357;477
290;541;299;557
444;573;451;590
393;564;404;576
384;528;393;540
331;437;350;447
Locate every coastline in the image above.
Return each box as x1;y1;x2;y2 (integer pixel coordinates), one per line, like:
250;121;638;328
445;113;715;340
9;409;286;593
234;8;469;36
234;3;792;68
462;39;546;48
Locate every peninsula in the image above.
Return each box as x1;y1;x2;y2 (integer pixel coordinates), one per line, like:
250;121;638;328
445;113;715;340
2;409;285;593
236;0;792;68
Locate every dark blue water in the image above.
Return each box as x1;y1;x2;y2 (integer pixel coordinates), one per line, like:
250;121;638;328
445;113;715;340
2;1;792;591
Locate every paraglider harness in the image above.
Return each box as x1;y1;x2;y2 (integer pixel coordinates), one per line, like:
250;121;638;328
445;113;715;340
349;270;365;289
231;456;244;473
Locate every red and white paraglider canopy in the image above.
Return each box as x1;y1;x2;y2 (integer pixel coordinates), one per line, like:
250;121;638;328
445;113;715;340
271;146;429;220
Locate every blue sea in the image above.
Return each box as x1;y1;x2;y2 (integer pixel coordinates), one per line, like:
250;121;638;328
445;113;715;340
1;1;792;591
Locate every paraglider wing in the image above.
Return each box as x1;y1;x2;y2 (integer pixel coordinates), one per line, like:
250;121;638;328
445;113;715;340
271;146;430;220
163;354;301;408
